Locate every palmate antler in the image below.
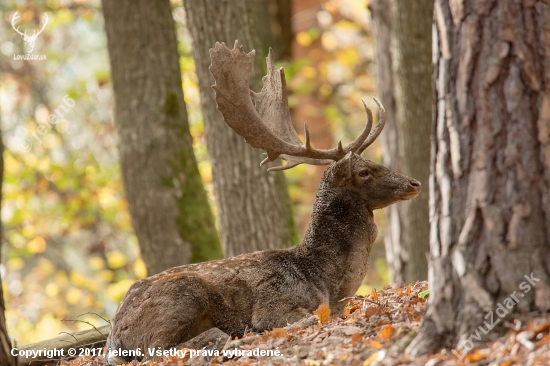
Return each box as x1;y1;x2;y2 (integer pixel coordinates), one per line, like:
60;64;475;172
209;41;385;171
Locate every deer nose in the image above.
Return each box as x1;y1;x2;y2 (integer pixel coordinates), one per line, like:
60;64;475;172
409;179;421;189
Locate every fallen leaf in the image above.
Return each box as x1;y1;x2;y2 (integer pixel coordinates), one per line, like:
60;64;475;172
364;306;380;317
313;303;331;325
271;328;288;338
351;333;363;343
371;340;384;349
380;325;394;340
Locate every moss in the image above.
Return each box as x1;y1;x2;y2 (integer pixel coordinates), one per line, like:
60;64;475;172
166;145;223;263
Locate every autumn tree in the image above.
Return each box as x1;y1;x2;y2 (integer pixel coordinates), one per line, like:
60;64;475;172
369;0;432;283
184;0;297;257
407;0;550;355
0;132;15;366
102;0;222;275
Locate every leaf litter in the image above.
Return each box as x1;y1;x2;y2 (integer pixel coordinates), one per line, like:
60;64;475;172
59;281;550;366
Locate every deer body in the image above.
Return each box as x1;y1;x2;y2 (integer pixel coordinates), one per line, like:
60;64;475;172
106;42;420;364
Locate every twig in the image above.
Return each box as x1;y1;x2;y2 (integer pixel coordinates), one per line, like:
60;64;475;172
78;312;111;325
61;319;107;340
58;331;78;346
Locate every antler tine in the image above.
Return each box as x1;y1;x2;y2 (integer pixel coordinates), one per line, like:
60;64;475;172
356;97;386;155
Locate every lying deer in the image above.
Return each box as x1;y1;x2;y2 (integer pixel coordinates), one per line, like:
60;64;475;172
106;41;420;364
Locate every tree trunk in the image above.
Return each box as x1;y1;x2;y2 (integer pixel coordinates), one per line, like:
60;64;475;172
369;0;432;283
185;0;298;257
407;0;550;356
0;133;15;366
102;0;222;275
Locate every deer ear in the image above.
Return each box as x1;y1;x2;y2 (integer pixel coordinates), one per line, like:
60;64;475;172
328;152;355;186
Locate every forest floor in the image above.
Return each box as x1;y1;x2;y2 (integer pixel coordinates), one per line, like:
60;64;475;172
62;281;550;366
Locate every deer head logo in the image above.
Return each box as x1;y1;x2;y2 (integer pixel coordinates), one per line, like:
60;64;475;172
11;11;48;54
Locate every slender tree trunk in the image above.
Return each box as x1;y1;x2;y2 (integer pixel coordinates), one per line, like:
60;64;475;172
369;0;402;283
408;0;550;356
0;132;15;366
369;0;432;283
102;0;222;275
185;0;297;257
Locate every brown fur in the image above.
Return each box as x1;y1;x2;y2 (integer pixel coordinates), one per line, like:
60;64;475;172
106;153;420;364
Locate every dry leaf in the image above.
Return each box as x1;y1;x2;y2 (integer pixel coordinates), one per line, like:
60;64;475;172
364;306;380;318
313;303;331;325
380;325;394;340
371;289;378;302
371;340;384;349
344;304;360;317
271;327;288;338
351;333;363;343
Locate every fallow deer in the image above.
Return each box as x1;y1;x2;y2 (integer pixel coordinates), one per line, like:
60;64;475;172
106;41;421;364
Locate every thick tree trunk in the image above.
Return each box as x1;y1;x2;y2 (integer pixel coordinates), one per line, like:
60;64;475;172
0;134;15;366
102;0;222;275
185;0;297;257
369;0;432;283
408;0;550;356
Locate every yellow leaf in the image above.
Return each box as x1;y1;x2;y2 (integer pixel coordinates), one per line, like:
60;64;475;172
27;236;47;253
363;350;385;365
296;32;313;47
106;251;127;269
313;303;331;325
88;257;106;270
66;288;82;305
106;279;135;302
133;258;147;279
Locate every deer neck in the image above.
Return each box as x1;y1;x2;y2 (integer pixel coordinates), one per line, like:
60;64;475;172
291;183;377;306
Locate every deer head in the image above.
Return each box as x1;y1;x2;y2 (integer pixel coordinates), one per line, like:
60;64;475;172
11;11;48;54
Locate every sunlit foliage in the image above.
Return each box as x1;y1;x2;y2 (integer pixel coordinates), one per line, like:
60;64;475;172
0;0;388;344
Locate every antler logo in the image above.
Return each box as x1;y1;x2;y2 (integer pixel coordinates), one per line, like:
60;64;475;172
11;11;48;54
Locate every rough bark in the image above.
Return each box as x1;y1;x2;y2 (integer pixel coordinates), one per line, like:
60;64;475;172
407;0;550;356
185;0;297;257
369;0;432;283
0;132;15;366
102;0;222;275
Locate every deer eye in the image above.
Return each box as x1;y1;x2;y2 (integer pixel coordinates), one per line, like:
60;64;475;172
358;170;370;178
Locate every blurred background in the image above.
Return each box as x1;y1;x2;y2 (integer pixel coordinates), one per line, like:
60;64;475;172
0;0;393;345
